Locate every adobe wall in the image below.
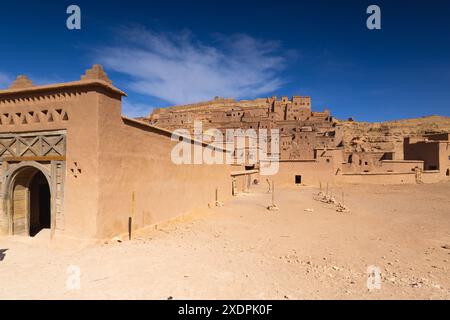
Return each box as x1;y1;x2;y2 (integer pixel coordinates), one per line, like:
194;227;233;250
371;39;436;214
404;138;450;177
438;141;450;177
421;171;445;183
95;93;235;239
267;160;336;187
269;149;446;186
339;170;449;184
234;174;249;194
339;172;417;184
380;160;424;172
0;81;108;238
0;67;241;240
404;141;440;170
229;170;259;195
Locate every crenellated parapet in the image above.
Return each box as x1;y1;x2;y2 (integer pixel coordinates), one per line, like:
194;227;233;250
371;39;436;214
81;64;113;84
9;75;34;90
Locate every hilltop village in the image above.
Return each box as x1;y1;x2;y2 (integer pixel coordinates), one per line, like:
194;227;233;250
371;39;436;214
1;66;450;300
143;96;450;184
145;96;339;161
0;65;448;241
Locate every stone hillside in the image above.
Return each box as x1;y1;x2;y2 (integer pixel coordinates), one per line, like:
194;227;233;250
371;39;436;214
339;115;450;156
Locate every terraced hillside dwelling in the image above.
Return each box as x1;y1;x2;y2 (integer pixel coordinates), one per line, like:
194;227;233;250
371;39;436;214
144;96;343;161
0;65;449;241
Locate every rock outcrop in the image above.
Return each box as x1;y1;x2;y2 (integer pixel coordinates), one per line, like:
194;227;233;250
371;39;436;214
339;115;450;158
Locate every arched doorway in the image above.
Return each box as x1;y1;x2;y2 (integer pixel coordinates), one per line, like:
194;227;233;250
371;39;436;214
29;171;51;236
9;166;51;237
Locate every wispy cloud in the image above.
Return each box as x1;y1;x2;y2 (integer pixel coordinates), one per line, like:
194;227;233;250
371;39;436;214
121;99;155;118
95;27;290;105
0;72;11;88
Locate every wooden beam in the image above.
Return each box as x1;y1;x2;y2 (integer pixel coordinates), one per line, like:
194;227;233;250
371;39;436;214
2;156;66;162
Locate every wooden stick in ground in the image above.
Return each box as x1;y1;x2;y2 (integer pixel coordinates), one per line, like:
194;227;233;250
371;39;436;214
266;178;271;193
272;180;275;207
128;217;132;241
129;191;135;240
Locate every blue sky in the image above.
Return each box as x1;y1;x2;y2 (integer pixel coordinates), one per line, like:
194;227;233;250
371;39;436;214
0;0;449;121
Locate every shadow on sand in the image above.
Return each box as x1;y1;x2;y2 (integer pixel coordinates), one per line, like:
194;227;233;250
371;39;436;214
0;249;8;261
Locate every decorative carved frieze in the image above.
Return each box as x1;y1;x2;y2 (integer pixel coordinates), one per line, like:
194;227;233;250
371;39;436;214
0;131;66;159
0;92;81;106
0;108;69;126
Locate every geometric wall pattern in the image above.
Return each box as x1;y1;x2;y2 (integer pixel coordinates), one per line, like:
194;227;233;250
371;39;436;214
0;132;66;159
0;108;69;127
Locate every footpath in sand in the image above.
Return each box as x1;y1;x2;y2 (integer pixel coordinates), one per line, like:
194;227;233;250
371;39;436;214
0;182;449;299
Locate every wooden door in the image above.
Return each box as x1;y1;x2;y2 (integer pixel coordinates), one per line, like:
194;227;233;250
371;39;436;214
12;177;30;235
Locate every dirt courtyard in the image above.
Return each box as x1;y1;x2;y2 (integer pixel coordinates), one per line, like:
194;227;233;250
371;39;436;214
0;182;449;300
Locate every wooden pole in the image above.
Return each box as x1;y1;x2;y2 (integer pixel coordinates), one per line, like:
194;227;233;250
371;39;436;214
128;217;132;241
272;180;275;206
132;192;136;217
129;192;135;240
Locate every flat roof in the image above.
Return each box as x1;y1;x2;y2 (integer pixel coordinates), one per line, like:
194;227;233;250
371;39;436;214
0;79;127;98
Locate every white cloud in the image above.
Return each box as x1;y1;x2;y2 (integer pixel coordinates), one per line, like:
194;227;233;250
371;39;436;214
121;99;155;118
0;72;11;88
96;27;289;105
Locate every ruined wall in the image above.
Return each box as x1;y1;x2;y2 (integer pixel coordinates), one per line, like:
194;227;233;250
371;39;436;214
404;141;440;170
379;160;424;172
339;172;418;184
340;116;450;158
438;142;450;177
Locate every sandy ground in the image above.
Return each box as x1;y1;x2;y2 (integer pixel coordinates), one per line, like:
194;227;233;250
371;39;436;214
0;182;449;300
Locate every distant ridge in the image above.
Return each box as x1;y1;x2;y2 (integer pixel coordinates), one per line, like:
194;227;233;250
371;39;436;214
340;115;450;154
